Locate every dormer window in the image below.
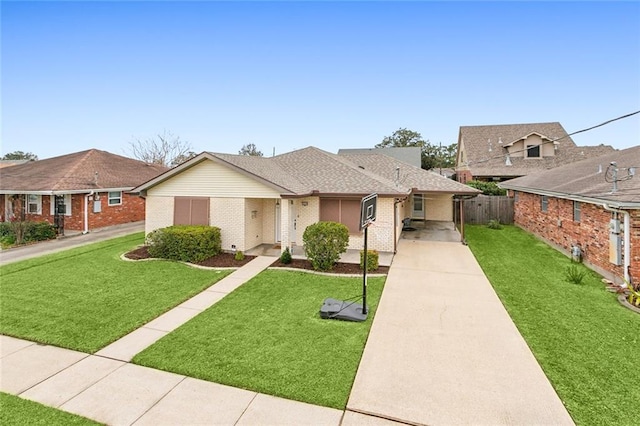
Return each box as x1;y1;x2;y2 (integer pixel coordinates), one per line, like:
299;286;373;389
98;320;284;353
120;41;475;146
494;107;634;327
526;144;541;158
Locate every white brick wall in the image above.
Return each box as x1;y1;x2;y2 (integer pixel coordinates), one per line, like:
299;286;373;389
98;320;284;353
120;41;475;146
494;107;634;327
145;196;174;236
295;197;320;245
262;199;276;244
244;198;263;251
348;197;397;252
210;197;245;251
425;193;453;221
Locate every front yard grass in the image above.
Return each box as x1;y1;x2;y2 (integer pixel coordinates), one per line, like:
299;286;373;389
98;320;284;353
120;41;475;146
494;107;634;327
0;233;231;353
465;225;639;426
0;393;100;425
133;269;385;409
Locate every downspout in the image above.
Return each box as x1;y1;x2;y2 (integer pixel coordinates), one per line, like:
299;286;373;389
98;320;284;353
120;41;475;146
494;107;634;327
603;204;630;283
83;191;94;234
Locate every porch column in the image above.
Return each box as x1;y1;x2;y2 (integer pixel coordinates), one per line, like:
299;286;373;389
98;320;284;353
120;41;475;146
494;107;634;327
280;199;290;252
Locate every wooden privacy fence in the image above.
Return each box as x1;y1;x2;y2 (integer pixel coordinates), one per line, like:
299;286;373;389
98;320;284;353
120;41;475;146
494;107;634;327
457;195;514;225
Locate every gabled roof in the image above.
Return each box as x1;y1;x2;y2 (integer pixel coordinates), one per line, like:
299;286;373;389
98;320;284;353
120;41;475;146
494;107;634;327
135;146;480;197
457;122;615;178
0;149;168;194
501;145;640;208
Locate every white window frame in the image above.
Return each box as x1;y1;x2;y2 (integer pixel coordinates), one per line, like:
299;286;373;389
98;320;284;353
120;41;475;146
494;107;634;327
108;191;122;206
26;194;42;215
50;194;72;216
526;144;541;158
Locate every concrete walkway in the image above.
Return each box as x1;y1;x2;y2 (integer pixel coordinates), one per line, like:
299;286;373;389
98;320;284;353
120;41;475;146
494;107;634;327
0;221;145;266
346;239;574;425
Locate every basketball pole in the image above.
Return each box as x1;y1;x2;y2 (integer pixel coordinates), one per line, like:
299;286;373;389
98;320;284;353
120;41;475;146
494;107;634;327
362;222;368;315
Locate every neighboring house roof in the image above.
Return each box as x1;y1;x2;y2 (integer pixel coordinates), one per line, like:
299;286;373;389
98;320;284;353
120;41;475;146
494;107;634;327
501;145;640;208
135;146;480;197
337;147;422;168
457;122;615;178
0;149;168;194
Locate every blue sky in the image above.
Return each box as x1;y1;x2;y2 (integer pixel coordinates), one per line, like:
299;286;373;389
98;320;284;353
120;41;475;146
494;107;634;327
2;1;639;160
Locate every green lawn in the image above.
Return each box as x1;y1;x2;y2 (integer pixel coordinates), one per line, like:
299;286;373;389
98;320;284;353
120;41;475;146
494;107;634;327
0;393;101;426
0;233;231;353
133;269;385;409
465;225;639;426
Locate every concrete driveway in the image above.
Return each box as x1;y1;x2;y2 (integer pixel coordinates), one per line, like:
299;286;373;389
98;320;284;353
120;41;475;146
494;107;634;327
346;238;574;425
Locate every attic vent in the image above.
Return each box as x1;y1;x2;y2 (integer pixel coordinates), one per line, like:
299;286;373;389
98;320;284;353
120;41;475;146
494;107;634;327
505;155;512;166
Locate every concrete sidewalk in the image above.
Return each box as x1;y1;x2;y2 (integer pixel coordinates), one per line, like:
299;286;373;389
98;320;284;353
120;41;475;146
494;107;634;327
1;335;343;425
0;221;144;266
96;255;277;362
346;239;575;425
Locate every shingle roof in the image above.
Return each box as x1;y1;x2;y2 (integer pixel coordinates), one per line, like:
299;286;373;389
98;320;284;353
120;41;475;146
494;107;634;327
501;145;640;206
0;149;168;193
136;146;480;197
339;153;479;195
458;122;615;178
337;147;422;168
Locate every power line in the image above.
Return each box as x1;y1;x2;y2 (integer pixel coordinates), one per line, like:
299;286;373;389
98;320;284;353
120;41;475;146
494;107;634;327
466;110;640;166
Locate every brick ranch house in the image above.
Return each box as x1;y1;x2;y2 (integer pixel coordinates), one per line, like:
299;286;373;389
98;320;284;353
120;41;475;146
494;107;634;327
455;122;614;183
133;146;480;255
0;149;167;234
501;146;640;285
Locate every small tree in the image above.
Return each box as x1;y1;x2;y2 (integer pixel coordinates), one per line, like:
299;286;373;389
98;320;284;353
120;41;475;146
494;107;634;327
466;180;506;196
239;143;263;156
127;130;193;167
2;151;38;161
302;221;349;271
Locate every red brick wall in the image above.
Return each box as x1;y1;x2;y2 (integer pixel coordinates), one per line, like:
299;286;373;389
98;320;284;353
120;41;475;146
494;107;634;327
457;170;472;183
2;192;145;232
514;191;640;282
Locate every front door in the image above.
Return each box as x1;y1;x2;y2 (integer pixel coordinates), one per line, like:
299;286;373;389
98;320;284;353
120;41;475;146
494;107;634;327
412;194;424;220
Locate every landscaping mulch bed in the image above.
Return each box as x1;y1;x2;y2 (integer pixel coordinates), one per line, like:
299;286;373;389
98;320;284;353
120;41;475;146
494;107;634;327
271;258;389;274
124;246;256;267
124;246;389;274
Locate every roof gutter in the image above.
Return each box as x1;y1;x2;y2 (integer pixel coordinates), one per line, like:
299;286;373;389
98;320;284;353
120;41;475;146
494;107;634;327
602;204;631;284
500;184;640;209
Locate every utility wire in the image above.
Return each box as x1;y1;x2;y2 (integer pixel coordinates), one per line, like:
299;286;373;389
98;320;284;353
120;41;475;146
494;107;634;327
466;110;640;166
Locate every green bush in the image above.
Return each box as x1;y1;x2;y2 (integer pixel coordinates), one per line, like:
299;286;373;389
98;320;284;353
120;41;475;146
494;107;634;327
147;225;221;263
467;180;507;196
360;249;379;271
303;221;349;271
24;221;57;242
234;250;245;261
280;246;292;264
487;219;503;230
0;221;56;246
565;264;586;285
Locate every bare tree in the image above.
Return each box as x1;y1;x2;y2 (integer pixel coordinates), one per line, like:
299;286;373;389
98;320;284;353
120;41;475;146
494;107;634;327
239;143;263;156
127;130;193;167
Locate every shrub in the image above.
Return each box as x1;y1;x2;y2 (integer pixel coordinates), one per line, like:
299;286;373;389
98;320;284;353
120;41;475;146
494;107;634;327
303;221;349;271
360;249;379;271
565;264;586;285
487;219;503;230
24;221;57;242
234;250;245;261
147;225;221;263
0;221;56;246
466;180;506;196
280;246;292;264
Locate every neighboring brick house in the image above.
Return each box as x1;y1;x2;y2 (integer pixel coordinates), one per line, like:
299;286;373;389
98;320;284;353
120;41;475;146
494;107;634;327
134;146;479;254
0;149;167;234
500;145;640;285
455;122;615;183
